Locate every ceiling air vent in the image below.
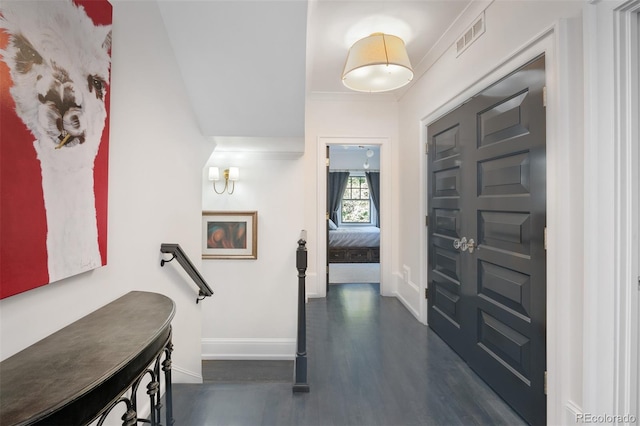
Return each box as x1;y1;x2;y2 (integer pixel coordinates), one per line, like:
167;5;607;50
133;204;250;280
456;12;485;57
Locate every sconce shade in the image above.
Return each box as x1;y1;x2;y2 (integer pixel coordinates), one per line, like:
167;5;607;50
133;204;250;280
342;33;414;93
228;167;239;181
209;167;220;181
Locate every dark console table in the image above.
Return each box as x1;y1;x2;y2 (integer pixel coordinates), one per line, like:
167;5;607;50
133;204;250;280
0;291;175;425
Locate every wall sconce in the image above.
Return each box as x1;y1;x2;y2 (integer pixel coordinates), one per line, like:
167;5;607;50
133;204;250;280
209;166;239;194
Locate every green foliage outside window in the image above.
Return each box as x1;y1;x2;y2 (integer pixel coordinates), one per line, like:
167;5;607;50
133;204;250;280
341;176;370;223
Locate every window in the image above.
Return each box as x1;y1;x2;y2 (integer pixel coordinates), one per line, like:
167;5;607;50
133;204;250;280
341;175;370;223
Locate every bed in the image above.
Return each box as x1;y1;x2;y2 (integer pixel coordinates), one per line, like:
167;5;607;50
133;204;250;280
328;226;380;263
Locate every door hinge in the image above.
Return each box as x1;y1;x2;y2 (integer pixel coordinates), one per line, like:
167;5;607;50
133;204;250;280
326;212;330;220
544;227;547;250
544;371;547;394
426;143;429;155
543;86;547;107
426;215;429;227
425;288;429;299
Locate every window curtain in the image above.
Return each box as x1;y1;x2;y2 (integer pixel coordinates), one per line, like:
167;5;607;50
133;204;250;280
366;172;381;227
328;172;350;224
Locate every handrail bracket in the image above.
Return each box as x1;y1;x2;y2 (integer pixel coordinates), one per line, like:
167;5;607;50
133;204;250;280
160;254;176;267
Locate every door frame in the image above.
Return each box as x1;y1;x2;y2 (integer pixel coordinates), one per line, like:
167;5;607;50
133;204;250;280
583;0;640;420
315;136;392;298
419;25;581;423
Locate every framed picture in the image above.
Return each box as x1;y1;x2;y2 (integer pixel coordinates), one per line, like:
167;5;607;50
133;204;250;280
202;211;257;259
0;0;112;298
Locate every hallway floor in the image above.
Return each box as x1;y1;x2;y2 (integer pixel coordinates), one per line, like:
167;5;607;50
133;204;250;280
172;283;526;425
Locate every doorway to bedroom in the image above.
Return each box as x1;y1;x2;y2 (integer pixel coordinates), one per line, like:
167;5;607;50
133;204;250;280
327;145;381;287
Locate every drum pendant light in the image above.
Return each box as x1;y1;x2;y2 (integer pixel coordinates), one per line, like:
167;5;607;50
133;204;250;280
342;33;413;93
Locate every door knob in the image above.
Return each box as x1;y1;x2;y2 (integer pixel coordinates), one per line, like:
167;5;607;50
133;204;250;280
453;237;466;250
453;237;477;253
467;238;477;253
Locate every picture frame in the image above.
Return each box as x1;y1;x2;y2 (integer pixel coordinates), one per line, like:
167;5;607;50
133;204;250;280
202;211;258;259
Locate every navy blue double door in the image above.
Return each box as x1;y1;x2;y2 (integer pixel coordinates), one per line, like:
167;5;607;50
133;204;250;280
427;55;547;426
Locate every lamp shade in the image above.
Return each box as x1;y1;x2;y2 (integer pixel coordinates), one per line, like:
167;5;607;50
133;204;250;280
342;33;413;93
208;167;220;181
228;167;239;181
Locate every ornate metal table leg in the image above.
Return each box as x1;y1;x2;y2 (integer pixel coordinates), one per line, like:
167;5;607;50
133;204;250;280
163;335;174;426
147;377;160;425
121;404;137;426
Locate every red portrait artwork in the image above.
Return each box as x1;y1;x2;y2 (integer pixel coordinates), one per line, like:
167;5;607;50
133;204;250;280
0;0;112;298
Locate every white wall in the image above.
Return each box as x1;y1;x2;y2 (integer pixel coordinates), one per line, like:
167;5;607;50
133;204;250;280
304;98;399;299
0;1;210;384
200;152;304;359
396;1;585;424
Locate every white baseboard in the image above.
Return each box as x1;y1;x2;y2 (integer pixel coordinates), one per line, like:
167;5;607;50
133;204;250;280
565;400;583;424
396;288;421;321
172;364;203;383
394;271;421;321
202;338;296;360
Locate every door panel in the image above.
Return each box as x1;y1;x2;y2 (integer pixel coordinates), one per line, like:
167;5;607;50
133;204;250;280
477;310;531;378
478;90;531;148
478;152;531;196
432;208;461;238
433;123;461;160
478;260;531;318
433;167;461;197
478;211;532;255
428;108;470;356
428;55;546;426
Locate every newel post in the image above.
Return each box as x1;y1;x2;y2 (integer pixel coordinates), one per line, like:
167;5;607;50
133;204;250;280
293;230;310;392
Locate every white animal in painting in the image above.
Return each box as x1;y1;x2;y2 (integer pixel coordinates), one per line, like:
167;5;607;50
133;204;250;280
0;0;111;282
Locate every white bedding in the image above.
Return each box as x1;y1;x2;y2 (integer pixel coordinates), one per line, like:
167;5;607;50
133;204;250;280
329;226;380;248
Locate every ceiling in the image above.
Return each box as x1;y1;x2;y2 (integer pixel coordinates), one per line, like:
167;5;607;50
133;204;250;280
158;0;473;151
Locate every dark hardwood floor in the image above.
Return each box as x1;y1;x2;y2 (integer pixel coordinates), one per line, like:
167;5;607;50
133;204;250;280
172;283;526;425
202;360;293;383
